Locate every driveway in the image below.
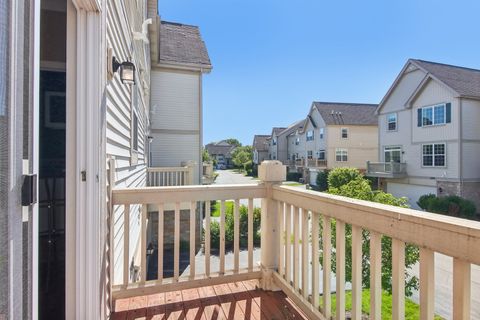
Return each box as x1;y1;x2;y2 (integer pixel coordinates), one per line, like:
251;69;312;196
213;170;261;207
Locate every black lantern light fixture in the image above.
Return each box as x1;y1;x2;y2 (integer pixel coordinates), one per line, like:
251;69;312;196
112;56;136;85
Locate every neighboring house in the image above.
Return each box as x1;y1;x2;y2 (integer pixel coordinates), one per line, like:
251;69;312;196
205;141;237;167
367;59;480;209
149;19;212;185
252;135;270;166
301;102;378;171
267;127;287;161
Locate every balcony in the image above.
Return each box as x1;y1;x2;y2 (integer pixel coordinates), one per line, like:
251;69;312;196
307;158;327;168
366;161;407;178
108;161;479;319
147;165;195;187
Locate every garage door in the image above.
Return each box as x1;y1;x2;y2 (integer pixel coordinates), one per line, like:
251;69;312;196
386;183;437;209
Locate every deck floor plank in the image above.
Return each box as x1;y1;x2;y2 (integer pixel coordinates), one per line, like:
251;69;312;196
112;280;309;320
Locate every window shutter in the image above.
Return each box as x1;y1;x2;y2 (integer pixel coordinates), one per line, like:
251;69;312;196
417;108;422;127
446;103;451;123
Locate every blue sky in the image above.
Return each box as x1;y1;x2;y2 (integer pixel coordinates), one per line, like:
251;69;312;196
158;0;480;146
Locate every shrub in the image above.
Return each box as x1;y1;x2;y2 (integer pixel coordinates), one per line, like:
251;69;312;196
315;170;329;191
418;194;477;219
286;172;302;182
244;160;253;176
327;167;362;189
207;203;261;250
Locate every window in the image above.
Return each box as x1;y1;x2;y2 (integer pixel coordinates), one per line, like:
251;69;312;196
272;138;277;146
387;113;397;131
307;150;313;159
319;128;324;139
422;143;446;167
335;148;348;162
318;149;326;160
295;137;300;145
306;130;314;141
341;128;348;139
384;146;401;163
419;103;449;127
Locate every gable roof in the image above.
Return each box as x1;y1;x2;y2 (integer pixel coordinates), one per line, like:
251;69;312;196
412;59;480;99
159;20;212;69
271;127;287;137
312;102;378;126
252;135;270;151
378;59;480;113
278;120;305;137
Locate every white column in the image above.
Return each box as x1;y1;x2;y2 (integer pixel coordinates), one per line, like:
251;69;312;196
258;160;286;290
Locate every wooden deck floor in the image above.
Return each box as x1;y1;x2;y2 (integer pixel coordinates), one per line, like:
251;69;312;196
112;280;308;320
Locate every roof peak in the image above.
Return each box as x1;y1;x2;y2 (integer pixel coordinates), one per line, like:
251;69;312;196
161;20;199;29
313;101;378;107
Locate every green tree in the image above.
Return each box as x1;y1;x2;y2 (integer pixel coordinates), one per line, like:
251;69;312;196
202;148;211;162
324;167;419;296
225;138;242;148
231;145;253;168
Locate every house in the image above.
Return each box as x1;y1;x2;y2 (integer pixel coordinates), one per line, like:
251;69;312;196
367;59;480;209
252;135;270;166
286;121;306;166
149;20;212;185
267;127;287;161
205;140;237;168
301;102;378;173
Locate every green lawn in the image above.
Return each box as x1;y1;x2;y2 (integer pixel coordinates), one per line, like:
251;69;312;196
322;290;443;320
284;182;304;187
210;200;234;217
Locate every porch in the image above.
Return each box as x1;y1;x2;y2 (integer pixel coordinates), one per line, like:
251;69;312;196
366;161;407;179
108;161;479;319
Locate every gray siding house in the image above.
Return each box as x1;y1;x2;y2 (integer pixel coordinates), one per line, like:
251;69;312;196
368;59;480;209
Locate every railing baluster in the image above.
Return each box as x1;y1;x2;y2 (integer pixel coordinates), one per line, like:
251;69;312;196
278;201;285;277
351;225;362;320
370;231;382;320
174;202;180;282
392;239;405;320
285;204;292;284
140;204;147;283
312;212;319;310
157;203;164;283
453;258;471;319
302;209;309;300
123;204;130;288
336;220;346;320
419;248;434;320
189;201;196;280
205;201;211;277
220;200;225;275
322;215;331;318
234;199;240;273
293;206;300;292
248;198;254;272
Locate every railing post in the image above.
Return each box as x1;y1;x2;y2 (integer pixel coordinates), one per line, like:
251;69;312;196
258;160;286;290
182;160;196;185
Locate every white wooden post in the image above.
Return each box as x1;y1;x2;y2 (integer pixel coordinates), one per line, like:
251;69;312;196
258;160;286;290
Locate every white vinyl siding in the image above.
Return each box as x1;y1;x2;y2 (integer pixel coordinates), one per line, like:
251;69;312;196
387;113;397;131
150;70;200;130
107;0;150;285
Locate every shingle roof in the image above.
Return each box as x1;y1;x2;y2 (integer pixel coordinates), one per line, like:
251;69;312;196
159;21;211;67
278;120;305;136
205;141;236;157
411;59;480;99
252;135;270;151
272;127;287;136
313;102;378;125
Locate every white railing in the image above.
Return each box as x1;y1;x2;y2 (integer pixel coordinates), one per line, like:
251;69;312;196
366;161;407;177
307;159;327;168
110;183;266;299
109;161;480;319
147;166;194;186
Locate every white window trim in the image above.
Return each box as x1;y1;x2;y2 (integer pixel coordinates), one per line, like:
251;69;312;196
319;127;324;139
335;148;348;162
421;143;446;167
306;130;314;141
421;103;446;127
341;127;348;139
387;113;397;132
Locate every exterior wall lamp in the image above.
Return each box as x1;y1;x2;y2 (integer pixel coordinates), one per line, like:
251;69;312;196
112;56;136;85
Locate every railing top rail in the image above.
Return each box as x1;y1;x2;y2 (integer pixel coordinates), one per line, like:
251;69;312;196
273;184;480;265
367;161;407;165
147;166;189;173
112;183;266;205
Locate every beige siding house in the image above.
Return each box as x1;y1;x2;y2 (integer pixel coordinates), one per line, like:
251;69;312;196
368;59;480;209
149;20;212;184
252;135;270;166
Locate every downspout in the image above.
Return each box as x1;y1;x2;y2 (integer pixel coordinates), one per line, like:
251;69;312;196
458;98;463;196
